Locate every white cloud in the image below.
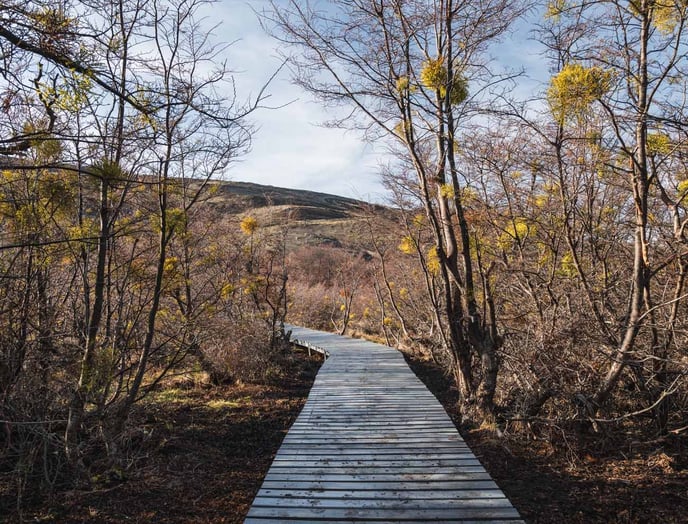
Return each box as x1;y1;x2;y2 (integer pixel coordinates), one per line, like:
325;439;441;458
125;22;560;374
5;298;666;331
199;0;386;202
199;1;550;202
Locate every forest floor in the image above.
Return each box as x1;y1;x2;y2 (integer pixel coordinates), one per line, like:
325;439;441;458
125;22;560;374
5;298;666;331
2;350;322;524
406;355;688;524
5;348;687;523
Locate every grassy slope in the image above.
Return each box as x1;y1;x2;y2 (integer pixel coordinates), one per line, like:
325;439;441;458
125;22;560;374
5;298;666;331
203;180;396;251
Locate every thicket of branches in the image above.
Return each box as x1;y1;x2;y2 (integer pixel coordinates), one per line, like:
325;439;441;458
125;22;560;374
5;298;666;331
0;0;289;512
270;0;688;439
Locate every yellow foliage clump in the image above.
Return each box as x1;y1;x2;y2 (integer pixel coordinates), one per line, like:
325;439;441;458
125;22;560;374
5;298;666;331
677;179;688;203
420;56;468;105
90;158;124;183
461;187;478;203
538;249;553;269
67;219;98;242
426;246;441;276
498;217;535;249
241;275;264;295
533;194;549;209
398;235;416;254
30;6;75;32
220;283;235;300
151;207;187;236
547;63;612;124
439;183;455;199
559;252;578;278
647;132;672;156
601;206;616;218
629;0;688;34
163;256;179;274
421;57;446;90
36;68;93;113
166;208;187;234
240;216;258;235
545;0;568;20
544;181;560;194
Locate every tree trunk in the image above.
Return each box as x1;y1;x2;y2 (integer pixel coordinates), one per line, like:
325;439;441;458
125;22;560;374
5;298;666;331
593;7;651;408
65;177;109;471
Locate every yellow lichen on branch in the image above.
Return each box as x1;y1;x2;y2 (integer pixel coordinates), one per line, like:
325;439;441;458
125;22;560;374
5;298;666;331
629;0;688;34
547;63;612;124
240;216;258;235
398;235;416;254
420;56;468;105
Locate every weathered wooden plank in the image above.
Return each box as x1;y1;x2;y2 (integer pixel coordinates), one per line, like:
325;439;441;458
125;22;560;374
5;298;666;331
274;454;476;462
286;428;459;434
280;437;467;443
292;419;453;424
258;480;501;491
303;399;445;402
276;447;472;454
282;436;463;443
245;519;525;524
265;466;487;476
263;472;493;482
306;389;440;392
279;442;468;450
296;412;451;416
280;441;466;448
302;396;444;399
251;496;515;509
275;447;473;455
287;426;457;432
271;459;482;467
282;434;464;441
298;408;449;413
302;404;446;408
303;405;446;408
246;506;522;520
256;489;508;500
282;434;463;440
293;415;455;421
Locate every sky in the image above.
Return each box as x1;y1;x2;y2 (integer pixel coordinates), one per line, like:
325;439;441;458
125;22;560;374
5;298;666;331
207;1;548;202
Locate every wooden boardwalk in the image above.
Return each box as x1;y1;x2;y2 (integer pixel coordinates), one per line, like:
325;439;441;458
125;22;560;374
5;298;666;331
245;326;522;523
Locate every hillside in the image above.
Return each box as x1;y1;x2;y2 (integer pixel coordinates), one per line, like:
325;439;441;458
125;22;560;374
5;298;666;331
203;180;398;250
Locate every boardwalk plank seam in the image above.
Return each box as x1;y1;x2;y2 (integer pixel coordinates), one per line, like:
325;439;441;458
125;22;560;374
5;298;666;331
246;325;522;523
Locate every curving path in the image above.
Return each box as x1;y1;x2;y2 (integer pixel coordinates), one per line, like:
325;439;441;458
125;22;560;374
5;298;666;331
245;325;523;523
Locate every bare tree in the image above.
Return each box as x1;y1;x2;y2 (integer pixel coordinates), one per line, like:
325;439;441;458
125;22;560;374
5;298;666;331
538;0;688;432
0;0;261;496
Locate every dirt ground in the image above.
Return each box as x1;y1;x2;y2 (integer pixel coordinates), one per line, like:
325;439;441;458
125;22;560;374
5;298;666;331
405;356;688;524
1;351;322;524
4;349;687;523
